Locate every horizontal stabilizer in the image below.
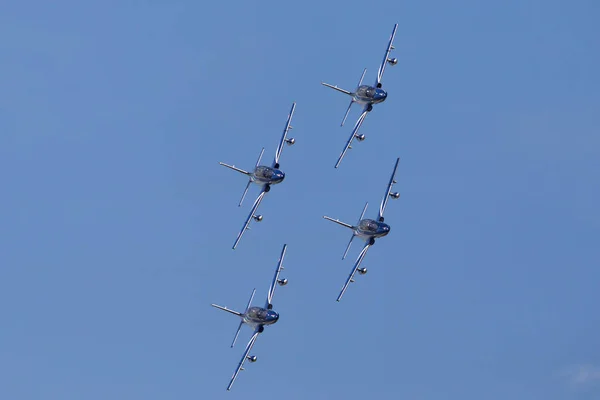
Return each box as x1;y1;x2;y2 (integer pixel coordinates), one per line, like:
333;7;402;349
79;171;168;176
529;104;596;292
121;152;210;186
341;99;354;127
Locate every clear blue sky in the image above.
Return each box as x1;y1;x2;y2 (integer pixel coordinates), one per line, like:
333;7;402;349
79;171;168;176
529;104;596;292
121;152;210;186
1;1;599;399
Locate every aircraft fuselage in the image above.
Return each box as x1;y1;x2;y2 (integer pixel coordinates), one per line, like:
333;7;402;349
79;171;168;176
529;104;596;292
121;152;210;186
354;85;388;105
251;165;285;185
243;306;279;328
355;218;391;240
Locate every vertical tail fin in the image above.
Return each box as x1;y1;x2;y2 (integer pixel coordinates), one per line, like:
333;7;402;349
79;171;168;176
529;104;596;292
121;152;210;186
323;215;356;256
227;148;263;207
231;288;255;347
324;69;366;126
342;202;368;259
341;68;368;126
211;304;242;316
321;82;353;96
323;216;355;230
219;162;251;176
212;289;255;348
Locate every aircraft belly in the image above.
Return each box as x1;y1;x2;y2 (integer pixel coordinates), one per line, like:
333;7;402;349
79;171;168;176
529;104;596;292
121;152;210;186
354;96;369;105
252;176;280;186
243;318;259;328
355;230;372;241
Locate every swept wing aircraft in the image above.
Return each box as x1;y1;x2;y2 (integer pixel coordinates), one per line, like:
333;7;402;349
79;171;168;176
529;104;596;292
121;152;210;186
323;158;400;301
321;24;398;168
211;244;289;391
219;103;296;249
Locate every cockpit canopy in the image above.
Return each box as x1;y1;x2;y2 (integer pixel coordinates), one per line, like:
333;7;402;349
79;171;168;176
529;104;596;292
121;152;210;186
255;166;275;180
357;85;376;98
247;307;268;320
254;165;285;184
358;219;380;232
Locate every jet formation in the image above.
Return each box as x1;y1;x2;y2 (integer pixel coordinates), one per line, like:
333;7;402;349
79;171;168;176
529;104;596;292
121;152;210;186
213;23;400;391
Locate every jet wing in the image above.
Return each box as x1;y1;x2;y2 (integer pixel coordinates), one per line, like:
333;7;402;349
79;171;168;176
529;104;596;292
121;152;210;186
273;102;296;168
376;23;398;87
232;188;268;250
334;107;369;169
336;242;371;302
378;157;400;221
266;244;287;309
226;329;261;391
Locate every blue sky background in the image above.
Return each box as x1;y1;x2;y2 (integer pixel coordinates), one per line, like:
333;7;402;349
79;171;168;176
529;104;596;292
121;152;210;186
1;1;599;399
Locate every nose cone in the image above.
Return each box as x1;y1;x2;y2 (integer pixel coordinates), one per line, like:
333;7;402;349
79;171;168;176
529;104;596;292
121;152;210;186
274;170;285;183
375;89;388;101
267;310;279;322
380;223;391;235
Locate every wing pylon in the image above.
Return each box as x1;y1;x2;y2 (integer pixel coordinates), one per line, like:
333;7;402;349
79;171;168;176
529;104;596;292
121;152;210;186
335;108;369;168
273;103;296;168
378;157;400;221
376;23;399;87
232;189;267;250
227;329;261;391
266;244;287;309
337;242;371;302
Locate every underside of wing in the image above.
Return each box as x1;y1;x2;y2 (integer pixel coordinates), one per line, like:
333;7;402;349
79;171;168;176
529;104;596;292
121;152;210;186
266;244;288;308
335;107;369;169
378;157;400;221
376;23;399;86
273;103;297;168
227;329;261;391
232;189;267;250
337;242;371;302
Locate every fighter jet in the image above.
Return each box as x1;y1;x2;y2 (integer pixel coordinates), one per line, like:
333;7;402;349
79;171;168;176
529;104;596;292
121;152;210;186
219;103;296;249
321;24;398;168
211;244;289;390
324;158;400;301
